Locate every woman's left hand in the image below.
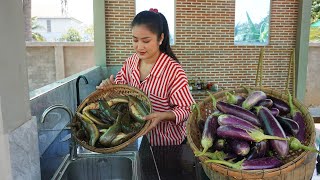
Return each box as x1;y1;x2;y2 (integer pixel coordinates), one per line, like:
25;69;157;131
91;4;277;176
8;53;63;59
142;111;175;135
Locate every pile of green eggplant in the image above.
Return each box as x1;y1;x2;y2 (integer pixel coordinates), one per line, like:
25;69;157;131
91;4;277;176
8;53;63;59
75;95;150;148
193;87;318;171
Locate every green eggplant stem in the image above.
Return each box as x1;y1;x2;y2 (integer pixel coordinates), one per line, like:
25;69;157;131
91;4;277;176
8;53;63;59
191;103;201;121
241;85;252;94
289;137;320;154
247;129;289;142
195;150;226;160
205;159;244;170
287;89;298;115
207;91;217;109
225;91;236;104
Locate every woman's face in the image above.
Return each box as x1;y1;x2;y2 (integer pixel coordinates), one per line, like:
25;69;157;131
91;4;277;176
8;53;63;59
132;25;163;62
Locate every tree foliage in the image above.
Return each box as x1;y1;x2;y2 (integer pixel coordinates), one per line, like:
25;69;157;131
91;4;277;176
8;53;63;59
312;0;320;23
60;28;82;42
31;17;46;41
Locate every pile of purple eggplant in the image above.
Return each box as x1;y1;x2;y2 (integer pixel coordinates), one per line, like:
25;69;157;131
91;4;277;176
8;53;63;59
193;86;318;171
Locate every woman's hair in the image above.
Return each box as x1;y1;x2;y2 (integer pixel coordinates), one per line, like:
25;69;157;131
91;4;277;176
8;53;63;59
131;10;179;63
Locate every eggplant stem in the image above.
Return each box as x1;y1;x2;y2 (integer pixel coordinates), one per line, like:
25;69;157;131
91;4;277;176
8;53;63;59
205;159;244;170
247;129;288;142
225;91;236;104
241;85;252;94
192;103;202;121
289;137;320;154
287;89;298;115
207;91;217;109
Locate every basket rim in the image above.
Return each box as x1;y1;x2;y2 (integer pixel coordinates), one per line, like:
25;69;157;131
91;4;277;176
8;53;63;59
186;86;315;176
71;84;152;153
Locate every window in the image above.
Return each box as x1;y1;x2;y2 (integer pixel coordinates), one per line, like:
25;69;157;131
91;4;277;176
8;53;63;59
46;20;51;32
135;0;175;45
234;0;271;46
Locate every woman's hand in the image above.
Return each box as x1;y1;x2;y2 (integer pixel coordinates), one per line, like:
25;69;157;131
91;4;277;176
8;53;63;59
143;111;175;135
96;75;115;90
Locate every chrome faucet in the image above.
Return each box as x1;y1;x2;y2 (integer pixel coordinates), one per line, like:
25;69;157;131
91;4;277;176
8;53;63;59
76;75;88;107
41;104;77;160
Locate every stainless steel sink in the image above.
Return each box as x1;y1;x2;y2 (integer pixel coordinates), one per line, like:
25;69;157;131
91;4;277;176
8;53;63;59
52;153;140;180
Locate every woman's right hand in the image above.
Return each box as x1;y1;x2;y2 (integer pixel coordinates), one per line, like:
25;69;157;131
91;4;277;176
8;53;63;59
96;75;115;90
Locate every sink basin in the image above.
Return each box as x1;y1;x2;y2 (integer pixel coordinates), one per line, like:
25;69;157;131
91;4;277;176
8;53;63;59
52;154;139;180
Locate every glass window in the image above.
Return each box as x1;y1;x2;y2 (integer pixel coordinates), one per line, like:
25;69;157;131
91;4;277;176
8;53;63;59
234;0;270;46
135;0;176;45
46;20;51;32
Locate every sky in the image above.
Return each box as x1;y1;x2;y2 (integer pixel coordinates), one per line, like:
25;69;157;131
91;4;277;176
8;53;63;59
32;0;93;25
235;0;270;24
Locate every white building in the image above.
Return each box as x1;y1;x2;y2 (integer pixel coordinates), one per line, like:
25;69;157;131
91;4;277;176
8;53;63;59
33;17;83;41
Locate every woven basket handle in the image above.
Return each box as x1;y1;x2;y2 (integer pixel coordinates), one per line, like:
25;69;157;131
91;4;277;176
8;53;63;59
255;47;265;88
285;48;296;98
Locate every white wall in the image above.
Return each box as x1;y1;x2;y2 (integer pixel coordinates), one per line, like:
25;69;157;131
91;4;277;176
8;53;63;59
0;0;33;179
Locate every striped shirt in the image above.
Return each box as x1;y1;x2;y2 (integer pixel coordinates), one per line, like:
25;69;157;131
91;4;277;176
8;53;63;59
114;53;195;146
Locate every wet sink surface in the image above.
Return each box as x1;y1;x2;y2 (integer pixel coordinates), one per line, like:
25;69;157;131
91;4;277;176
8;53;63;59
55;156;133;180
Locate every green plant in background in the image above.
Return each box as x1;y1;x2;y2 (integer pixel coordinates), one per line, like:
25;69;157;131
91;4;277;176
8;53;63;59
60;28;82;42
311;0;320;24
310;27;320;42
234;11;270;45
31;17;46;42
310;0;320;42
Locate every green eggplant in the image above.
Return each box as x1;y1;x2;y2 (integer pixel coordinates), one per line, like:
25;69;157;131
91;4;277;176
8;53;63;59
98;99;118;123
76;112;99;146
128;96;150;123
88;109;113;125
83;110;112;128
99;113;123;147
110;131;137;146
107;96;129;107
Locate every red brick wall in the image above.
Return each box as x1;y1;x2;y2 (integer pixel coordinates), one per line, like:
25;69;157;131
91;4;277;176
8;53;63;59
104;0;298;92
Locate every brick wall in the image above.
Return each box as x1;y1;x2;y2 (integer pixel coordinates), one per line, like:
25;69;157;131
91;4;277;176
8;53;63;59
104;0;298;92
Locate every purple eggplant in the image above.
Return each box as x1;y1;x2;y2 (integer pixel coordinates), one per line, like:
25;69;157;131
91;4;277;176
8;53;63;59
270;107;280;117
287;90;306;143
257;99;273;108
241;86;267;110
225;91;245;105
218;114;262;132
208;92;261;127
255;106;289;158
206;157;282;170
196;113;219;156
269;96;290;115
216;125;287;142
247;140;269;160
213;138;226;151
229;139;250;156
276;116;300;136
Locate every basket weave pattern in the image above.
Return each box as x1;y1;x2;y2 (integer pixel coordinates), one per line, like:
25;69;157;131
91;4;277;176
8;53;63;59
187;87;316;179
71;84;152;153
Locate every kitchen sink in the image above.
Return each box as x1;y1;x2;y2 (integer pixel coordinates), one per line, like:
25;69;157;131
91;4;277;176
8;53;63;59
52;153;140;180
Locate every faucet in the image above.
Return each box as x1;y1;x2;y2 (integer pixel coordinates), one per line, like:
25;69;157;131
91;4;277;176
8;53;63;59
41;104;77;160
76;75;89;107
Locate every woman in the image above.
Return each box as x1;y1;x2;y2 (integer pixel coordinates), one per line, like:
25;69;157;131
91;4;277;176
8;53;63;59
97;9;195;146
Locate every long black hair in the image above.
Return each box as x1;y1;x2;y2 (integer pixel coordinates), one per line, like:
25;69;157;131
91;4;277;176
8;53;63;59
131;10;179;63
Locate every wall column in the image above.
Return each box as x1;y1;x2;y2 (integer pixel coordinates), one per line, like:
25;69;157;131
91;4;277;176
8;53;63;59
93;0;107;67
295;0;312;101
55;46;65;80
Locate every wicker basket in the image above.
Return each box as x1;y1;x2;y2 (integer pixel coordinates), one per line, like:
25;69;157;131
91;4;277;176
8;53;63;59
187;86;316;179
71;84;152;153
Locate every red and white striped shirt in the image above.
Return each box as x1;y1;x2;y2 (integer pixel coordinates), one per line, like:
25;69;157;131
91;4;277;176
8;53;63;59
114;53;195;146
